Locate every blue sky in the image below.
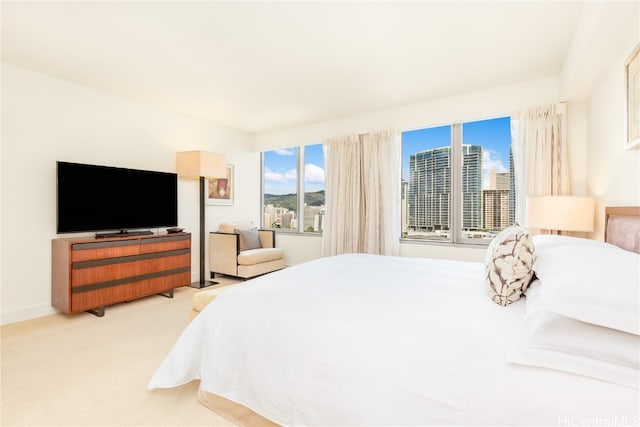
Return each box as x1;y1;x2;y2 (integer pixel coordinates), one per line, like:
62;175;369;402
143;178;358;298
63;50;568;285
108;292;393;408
402;116;511;188
264;116;511;195
263;144;325;195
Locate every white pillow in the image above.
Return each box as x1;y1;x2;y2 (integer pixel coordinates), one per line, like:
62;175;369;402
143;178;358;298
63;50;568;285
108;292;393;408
531;234;610;252
527;241;640;335
509;284;640;389
485;225;535;306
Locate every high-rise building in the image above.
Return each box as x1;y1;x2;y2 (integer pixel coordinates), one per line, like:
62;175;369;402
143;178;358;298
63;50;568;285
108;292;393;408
483;190;510;230
281;211;294;229
264;204;296;229
408;145;482;231
509;147;516;225
401;179;409;233
461;145;483;229
313;212;324;232
408;146;450;231
483;170;511;230
304;205;324;232
489;169;510;190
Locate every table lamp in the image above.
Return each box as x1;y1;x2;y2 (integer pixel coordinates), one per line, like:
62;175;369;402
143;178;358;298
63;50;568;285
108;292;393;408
527;196;595;234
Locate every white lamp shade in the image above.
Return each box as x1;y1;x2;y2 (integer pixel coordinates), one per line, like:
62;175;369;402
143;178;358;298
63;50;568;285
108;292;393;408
176;151;226;179
527;196;595;232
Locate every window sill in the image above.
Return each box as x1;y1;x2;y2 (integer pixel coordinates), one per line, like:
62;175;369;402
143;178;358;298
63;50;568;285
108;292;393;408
399;238;489;249
268;230;323;237
270;232;487;247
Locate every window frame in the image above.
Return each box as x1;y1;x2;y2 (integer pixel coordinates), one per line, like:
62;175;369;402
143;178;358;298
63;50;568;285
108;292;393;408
401;116;512;246
261;144;324;235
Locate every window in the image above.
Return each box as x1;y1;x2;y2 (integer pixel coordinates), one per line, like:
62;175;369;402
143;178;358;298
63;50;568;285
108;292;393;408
262;145;325;233
303;144;325;233
402;116;514;244
263;147;298;230
403;125;452;241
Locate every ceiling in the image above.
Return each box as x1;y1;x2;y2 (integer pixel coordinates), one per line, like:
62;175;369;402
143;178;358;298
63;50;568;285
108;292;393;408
1;1;588;134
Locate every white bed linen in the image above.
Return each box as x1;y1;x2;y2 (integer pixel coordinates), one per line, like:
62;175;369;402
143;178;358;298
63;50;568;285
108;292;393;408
149;254;639;426
527;242;640;335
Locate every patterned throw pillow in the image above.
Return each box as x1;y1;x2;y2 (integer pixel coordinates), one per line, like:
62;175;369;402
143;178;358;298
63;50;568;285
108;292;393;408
485;225;535;306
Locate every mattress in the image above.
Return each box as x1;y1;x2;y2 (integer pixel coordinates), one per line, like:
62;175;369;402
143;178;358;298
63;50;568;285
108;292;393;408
149;253;639;426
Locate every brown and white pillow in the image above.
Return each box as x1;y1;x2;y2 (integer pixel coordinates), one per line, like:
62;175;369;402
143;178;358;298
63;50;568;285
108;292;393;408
485;225;535;306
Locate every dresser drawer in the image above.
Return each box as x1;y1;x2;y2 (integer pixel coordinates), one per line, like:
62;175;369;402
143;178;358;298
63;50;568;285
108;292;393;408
71;240;140;262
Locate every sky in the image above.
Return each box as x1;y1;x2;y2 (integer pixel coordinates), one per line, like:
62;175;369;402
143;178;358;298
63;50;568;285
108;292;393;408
402;116;511;188
264;116;511;195
263;144;325;195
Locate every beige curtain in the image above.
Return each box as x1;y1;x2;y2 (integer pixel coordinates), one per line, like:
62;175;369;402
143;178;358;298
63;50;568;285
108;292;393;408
322;129;400;257
511;103;570;225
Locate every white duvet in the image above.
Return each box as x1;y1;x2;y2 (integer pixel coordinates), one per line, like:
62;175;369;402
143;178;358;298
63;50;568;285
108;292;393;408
149;254;639;426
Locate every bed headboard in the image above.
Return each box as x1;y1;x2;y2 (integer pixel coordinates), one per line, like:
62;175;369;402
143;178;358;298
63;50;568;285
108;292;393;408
605;206;640;254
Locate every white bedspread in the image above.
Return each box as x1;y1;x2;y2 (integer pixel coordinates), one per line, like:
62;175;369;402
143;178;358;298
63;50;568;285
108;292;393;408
149;254;639;426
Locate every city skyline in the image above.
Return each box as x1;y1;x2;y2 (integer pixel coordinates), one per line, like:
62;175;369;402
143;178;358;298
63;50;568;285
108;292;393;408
263;116;511;195
407;144;485;232
402;116;511;188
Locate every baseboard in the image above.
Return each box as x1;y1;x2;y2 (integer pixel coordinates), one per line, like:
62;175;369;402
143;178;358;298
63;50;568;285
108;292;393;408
0;304;57;325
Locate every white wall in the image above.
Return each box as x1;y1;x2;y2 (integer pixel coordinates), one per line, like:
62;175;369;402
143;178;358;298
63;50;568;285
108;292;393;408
0;63;259;324
586;39;640;239
276;234;323;266
254;77;560;151
566;100;589;196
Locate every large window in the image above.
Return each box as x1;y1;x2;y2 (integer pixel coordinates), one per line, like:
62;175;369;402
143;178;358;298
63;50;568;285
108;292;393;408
402;116;514;244
403;125;452;241
262;144;325;233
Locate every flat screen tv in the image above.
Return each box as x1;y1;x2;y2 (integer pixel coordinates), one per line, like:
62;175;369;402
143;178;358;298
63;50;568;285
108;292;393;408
57;161;178;237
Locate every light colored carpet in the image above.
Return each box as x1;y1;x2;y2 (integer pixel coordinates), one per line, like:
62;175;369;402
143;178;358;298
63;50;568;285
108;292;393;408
1;278;241;426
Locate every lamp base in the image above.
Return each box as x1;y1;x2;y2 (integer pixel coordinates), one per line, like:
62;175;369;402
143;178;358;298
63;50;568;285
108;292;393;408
188;280;219;289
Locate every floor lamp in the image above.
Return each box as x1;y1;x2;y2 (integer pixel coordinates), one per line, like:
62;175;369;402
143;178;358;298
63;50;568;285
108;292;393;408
176;151;227;288
527;196;595;235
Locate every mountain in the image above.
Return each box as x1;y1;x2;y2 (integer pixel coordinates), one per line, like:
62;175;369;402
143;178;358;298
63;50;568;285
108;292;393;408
264;190;325;212
304;190;325;206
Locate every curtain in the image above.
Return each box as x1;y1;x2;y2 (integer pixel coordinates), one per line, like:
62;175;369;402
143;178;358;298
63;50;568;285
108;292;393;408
511;103;570;226
322;129;400;257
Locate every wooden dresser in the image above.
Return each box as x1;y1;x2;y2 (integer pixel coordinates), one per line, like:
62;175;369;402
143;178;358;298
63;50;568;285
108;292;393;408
52;233;191;316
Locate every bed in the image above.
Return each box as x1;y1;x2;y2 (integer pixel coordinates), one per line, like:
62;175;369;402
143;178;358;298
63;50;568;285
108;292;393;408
149;207;640;426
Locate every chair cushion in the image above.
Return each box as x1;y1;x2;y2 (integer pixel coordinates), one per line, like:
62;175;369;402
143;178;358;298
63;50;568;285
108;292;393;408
237;228;262;250
218;221;255;234
237;248;285;266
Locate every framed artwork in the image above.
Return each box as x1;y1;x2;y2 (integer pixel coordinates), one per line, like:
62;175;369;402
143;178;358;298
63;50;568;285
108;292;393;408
206;164;234;205
625;42;640;150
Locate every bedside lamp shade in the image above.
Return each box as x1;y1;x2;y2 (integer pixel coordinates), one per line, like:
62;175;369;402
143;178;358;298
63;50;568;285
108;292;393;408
176;151;226;179
527;196;595;232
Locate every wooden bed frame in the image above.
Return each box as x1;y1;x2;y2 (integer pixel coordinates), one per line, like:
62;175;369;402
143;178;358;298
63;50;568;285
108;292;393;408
197;206;640;427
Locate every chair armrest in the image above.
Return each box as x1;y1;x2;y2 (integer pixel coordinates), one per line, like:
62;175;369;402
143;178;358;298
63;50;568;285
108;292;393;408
258;229;276;248
209;232;240;276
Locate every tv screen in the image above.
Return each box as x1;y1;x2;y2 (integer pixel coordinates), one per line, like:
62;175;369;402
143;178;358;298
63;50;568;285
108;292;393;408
57;161;178;234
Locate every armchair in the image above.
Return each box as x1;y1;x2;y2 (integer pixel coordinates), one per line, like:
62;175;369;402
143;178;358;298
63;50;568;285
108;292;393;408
209;222;285;279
